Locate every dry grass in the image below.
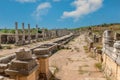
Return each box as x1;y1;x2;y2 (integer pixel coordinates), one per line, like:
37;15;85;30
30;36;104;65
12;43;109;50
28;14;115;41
94;63;102;71
83;46;89;53
74;47;80;52
78;66;88;74
87;53;96;59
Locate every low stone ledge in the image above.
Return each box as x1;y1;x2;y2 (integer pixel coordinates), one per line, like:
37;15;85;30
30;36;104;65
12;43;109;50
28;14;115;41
0;64;8;73
0;54;15;64
0;54;15;74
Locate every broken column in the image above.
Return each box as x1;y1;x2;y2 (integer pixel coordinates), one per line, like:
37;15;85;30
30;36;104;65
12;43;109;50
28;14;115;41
42;28;46;40
5;48;38;80
102;30;114;47
28;24;31;43
22;23;25;45
15;22;19;45
36;24;39;41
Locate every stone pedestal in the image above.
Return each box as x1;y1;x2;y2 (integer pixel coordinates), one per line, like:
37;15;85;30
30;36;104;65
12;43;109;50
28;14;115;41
33;48;51;80
5;48;38;80
15;70;37;80
38;58;50;80
114;32;120;41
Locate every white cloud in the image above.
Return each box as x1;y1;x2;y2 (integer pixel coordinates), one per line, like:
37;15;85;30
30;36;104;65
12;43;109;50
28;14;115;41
61;0;103;21
32;2;51;20
53;0;60;2
16;0;37;3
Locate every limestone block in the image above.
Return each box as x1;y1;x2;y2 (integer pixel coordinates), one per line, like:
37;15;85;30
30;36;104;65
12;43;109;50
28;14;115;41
16;48;32;61
114;41;120;49
0;64;8;73
5;48;38;77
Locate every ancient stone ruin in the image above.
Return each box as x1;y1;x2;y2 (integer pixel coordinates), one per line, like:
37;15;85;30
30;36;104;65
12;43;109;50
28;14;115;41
86;29;120;80
0;33;74;80
0;22;71;46
102;30;120;80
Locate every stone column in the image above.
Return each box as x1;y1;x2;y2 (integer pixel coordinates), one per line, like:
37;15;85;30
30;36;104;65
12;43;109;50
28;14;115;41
15;22;19;45
42;28;45;40
0;34;1;48
22;23;25;44
28;24;31;43
36;24;39;41
5;48;39;80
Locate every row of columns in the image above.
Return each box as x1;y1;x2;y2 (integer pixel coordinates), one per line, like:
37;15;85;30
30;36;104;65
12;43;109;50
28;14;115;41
15;22;39;45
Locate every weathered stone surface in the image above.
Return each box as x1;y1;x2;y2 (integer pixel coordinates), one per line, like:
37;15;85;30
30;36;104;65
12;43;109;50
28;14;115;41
32;43;58;59
16;48;32;61
0;64;8;73
114;41;120;49
5;48;38;76
22;23;25;45
102;30;120;80
103;30;113;37
0;54;15;64
8;60;37;73
103;30;114;47
0;54;15;74
114;32;120;41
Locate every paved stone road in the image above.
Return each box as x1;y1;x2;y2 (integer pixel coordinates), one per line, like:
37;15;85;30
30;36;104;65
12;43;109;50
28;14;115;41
49;35;106;80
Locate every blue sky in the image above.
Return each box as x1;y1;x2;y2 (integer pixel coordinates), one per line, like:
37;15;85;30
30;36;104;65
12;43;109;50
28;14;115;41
0;0;120;29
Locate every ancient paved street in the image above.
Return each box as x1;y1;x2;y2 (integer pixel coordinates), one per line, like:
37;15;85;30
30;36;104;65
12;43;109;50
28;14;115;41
49;35;106;80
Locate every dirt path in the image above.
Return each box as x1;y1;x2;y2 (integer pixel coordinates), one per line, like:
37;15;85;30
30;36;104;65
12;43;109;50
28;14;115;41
49;35;106;80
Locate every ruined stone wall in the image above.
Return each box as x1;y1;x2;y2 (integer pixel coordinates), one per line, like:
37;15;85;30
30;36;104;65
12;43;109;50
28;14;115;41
102;30;120;80
0;33;74;80
0;34;43;44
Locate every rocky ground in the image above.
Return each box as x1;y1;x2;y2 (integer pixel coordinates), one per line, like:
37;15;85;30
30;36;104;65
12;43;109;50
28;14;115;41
49;35;106;80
